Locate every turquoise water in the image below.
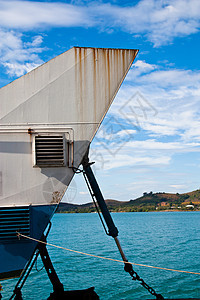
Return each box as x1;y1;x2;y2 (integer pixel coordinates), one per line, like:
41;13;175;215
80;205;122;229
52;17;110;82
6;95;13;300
1;212;200;299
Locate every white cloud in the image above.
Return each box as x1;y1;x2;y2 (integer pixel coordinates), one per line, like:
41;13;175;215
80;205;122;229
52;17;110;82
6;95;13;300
91;0;200;47
79;191;88;195
91;137;200;171
127;60;157;79
91;61;200;172
117;129;137;138
123;140;200;151
102;153;171;170
0;1;92;29
0;29;44;76
170;184;185;189
132;60;156;72
0;0;200;76
25;35;44;47
0;0;200;47
2;62;40;77
135;69;200;88
109;61;200;142
96;127;136;141
182;126;200;141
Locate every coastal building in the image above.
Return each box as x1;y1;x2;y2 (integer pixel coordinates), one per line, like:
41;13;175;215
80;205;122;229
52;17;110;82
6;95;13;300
185;204;194;209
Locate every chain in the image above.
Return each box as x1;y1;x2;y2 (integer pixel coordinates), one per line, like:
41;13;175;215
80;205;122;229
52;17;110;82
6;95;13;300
124;263;164;299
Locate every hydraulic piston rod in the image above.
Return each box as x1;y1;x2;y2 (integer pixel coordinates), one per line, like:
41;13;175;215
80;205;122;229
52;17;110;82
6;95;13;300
82;155;130;265
82;161;118;238
81;153;164;300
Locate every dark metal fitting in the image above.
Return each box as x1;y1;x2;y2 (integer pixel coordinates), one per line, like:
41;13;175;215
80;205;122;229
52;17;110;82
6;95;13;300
14;287;23;300
156;294;165;300
124;262;133;273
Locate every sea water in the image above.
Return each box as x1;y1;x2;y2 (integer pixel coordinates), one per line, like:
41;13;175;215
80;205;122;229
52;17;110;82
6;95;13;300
1;212;200;299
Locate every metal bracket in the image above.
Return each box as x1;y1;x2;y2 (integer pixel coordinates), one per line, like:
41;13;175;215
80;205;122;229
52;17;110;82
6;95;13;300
37;237;64;296
9;223;64;300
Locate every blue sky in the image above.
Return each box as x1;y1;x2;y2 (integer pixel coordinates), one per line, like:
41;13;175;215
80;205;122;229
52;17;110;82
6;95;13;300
0;0;200;204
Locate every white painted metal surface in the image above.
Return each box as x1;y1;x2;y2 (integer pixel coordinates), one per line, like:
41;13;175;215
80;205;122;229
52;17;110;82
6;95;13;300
0;47;138;207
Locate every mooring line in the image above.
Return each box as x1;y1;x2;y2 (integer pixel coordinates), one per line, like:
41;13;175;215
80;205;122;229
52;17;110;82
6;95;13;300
17;232;200;276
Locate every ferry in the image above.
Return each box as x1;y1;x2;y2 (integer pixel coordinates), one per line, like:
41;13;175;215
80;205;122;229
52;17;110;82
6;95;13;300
0;47;138;298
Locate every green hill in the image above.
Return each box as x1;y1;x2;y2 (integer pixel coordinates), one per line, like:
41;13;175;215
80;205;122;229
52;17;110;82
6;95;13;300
57;190;200;213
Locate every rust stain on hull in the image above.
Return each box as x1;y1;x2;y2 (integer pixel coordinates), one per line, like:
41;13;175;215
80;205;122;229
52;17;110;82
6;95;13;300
73;47;138;141
51;191;62;204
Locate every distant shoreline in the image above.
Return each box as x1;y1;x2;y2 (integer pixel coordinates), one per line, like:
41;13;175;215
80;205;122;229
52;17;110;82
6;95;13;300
56;209;200;214
57;190;200;214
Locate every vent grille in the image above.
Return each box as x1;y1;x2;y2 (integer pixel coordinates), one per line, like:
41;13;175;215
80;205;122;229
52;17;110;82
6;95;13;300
0;207;30;240
35;135;65;167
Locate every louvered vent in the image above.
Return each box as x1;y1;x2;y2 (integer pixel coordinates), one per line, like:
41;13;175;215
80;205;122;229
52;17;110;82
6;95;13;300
0;207;30;240
35;135;65;167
